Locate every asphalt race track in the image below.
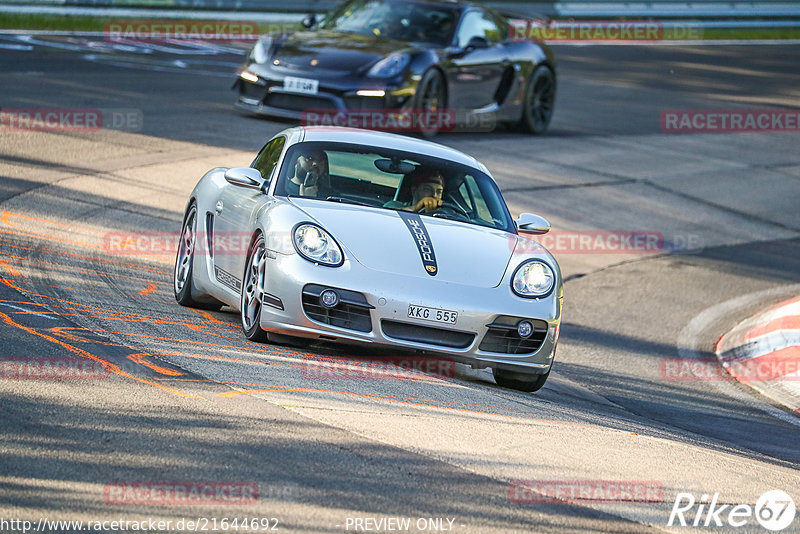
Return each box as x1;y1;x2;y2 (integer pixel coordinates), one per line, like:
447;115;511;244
1;34;799;533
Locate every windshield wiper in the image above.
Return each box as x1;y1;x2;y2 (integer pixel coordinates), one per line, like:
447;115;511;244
325;196;374;207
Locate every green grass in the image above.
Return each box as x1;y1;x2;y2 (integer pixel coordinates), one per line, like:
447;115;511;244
0;13;300;34
0;13;112;32
698;26;800;40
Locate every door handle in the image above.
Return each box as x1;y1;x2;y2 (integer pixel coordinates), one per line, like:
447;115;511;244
215;201;223;215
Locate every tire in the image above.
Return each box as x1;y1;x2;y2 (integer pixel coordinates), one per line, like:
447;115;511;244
493;368;550;392
413;69;447;138
174;203;222;310
241;234;270;342
518;65;556;135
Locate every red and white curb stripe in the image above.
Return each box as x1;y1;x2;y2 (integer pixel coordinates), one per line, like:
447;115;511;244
715;296;800;411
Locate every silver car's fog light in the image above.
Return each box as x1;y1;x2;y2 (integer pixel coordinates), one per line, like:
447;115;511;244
517;320;533;339
320;289;340;308
293;223;344;267
511;260;555;298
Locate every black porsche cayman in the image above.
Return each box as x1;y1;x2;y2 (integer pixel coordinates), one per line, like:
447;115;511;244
234;0;557;134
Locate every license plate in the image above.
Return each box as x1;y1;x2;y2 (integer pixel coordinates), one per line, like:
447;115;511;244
407;305;458;325
283;76;319;94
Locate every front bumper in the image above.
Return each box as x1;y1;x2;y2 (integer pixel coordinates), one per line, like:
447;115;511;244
259;250;561;375
234;65;408;120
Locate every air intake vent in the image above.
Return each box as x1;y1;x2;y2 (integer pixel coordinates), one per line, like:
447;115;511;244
479;317;548;355
301;285;373;333
381;320;474;349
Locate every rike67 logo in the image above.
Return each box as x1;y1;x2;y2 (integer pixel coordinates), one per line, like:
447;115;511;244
668;490;796;531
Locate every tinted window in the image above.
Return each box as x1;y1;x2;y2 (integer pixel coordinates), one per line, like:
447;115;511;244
252;136;286;180
321;0;458;46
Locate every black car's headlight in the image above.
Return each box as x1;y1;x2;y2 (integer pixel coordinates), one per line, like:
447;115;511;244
293;223;343;267
367;53;409;78
249;36;272;64
511;260;555;298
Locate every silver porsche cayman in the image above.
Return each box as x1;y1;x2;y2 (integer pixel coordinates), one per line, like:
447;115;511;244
174;126;562;392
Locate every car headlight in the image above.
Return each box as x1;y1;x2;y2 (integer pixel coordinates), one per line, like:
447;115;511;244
511;260;554;298
250;36;271;64
367;53;409;78
293;224;343;267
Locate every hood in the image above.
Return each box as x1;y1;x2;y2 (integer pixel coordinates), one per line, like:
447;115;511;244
290;199;515;287
271;30;410;75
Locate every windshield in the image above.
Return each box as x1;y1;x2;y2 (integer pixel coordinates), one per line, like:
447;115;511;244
320;0;459;46
275;141;515;232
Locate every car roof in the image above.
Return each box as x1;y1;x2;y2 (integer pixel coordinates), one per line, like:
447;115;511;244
291;126;490;175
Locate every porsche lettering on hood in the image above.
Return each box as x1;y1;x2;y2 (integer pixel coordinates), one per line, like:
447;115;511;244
397;212;437;276
289;199;514;287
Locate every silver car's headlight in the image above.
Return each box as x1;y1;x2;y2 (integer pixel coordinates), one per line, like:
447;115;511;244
250;36;271;64
293;224;343;267
511;260;554;298
367;53;409;78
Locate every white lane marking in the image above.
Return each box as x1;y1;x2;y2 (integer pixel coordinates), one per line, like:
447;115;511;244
107;38;242;56
0;302;59;320
678;283;800;426
82;54;233;77
767;299;800;319
718;330;800;362
164;39;246;55
3;34;244;57
0;43;33;51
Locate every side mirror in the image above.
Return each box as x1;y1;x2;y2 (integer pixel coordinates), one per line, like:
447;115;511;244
302;14;317;29
515;213;550;235
465;36;490;50
224;167;265;190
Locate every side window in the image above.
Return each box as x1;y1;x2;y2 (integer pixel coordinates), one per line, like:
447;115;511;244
252;136;286;180
463;175;492;222
456;10;503;48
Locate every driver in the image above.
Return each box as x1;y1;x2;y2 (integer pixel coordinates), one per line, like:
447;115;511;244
385;166;445;213
285;149;332;197
378;5;407;40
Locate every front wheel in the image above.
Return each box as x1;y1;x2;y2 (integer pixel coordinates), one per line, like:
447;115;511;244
241;234;269;342
413;69;447;138
519;65;556;135
493;368;549;392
